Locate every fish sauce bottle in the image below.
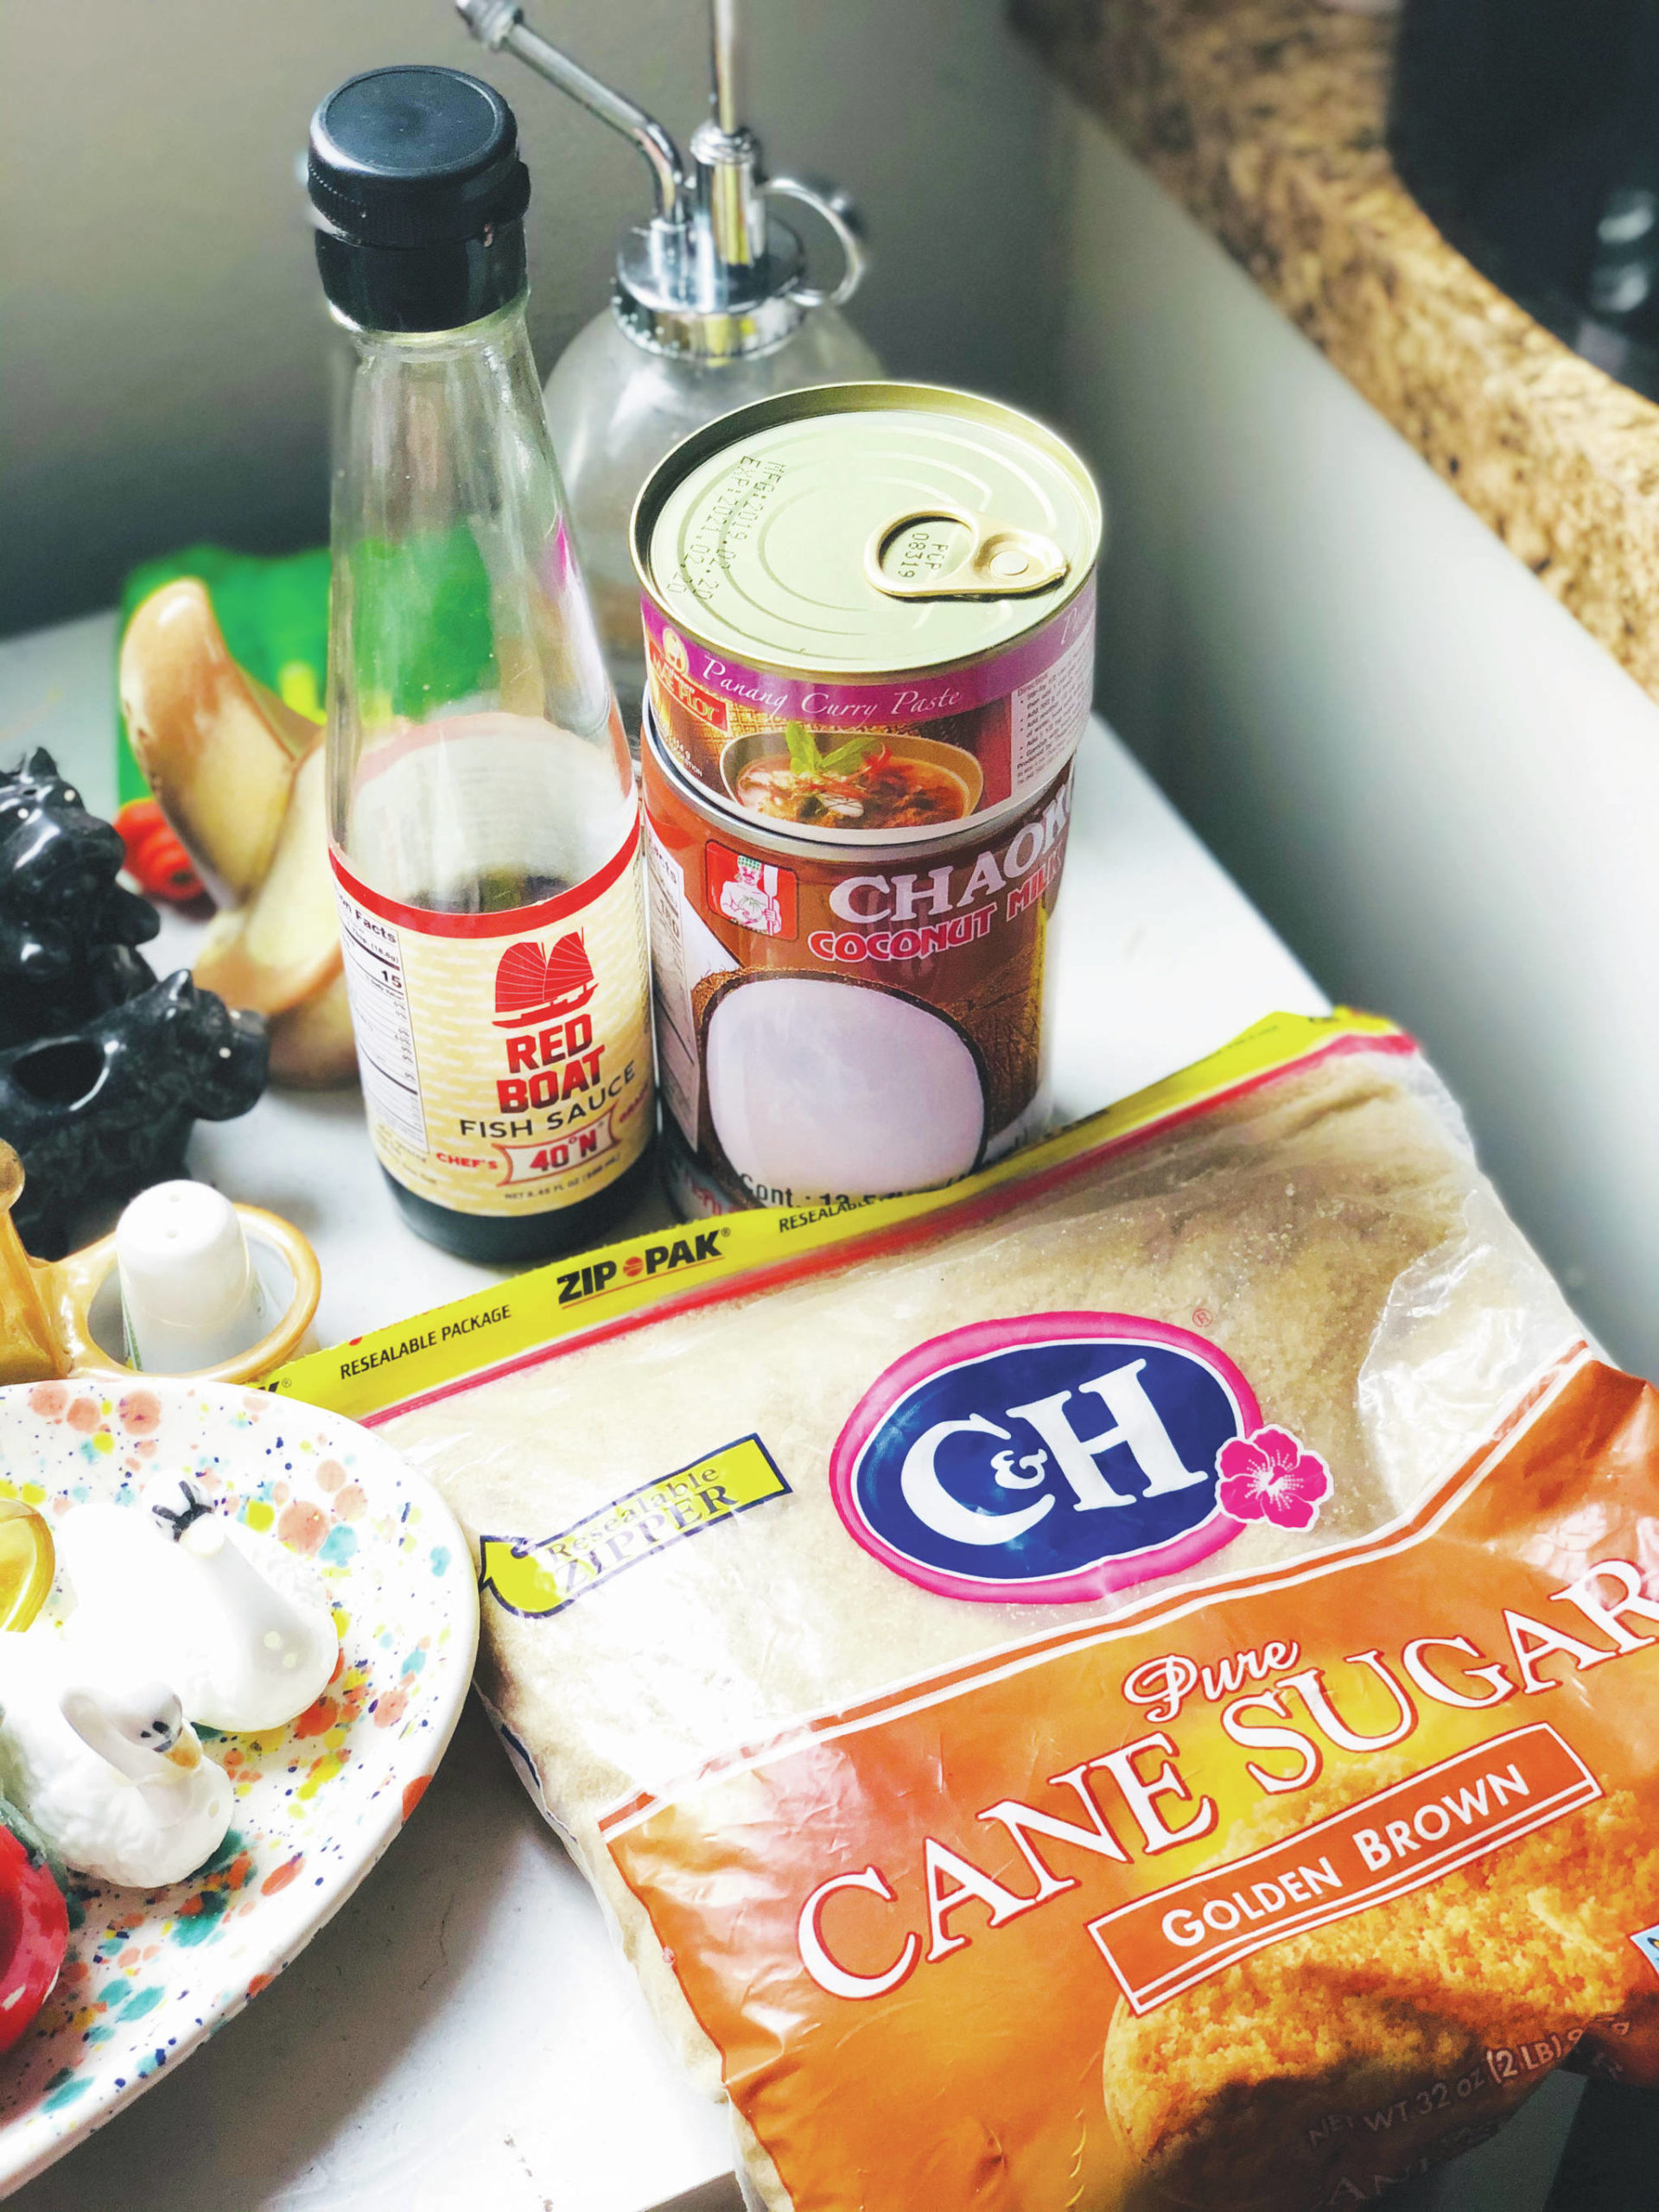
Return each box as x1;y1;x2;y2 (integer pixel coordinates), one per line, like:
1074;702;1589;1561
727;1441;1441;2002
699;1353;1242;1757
309;67;655;1261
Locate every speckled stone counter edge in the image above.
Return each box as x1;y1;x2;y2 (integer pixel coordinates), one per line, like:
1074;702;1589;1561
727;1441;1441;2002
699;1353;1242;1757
1015;0;1659;704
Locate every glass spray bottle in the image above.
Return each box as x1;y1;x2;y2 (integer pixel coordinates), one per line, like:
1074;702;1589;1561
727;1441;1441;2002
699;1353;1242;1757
310;66;655;1262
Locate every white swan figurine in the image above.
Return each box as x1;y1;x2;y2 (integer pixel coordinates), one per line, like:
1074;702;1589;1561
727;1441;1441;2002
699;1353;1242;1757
0;1636;232;1887
56;1476;339;1733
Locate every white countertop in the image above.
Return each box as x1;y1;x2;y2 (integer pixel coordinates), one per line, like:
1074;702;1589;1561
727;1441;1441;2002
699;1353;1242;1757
2;613;1580;2212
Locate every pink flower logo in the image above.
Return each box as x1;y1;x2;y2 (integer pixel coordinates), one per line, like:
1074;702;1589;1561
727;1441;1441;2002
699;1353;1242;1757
1215;1427;1332;1531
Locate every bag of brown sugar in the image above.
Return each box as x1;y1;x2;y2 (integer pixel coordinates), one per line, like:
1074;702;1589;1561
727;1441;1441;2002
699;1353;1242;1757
278;1011;1659;2210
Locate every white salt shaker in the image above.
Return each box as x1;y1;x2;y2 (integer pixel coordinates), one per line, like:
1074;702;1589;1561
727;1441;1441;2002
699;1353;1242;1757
117;1181;278;1374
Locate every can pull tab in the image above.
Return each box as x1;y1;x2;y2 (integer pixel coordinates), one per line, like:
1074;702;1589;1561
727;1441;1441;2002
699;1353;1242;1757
865;509;1070;601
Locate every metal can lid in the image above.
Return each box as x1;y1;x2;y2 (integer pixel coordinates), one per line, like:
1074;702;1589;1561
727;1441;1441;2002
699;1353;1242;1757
633;384;1103;679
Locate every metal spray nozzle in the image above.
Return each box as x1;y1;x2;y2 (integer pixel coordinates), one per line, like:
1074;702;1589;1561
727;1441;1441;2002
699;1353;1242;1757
452;0;865;359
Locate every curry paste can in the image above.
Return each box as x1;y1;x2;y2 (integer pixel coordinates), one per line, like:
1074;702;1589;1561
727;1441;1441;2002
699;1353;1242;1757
631;383;1103;848
642;706;1076;1218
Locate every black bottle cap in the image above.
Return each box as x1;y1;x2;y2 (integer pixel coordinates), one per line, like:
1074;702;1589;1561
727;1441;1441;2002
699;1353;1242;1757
308;67;531;333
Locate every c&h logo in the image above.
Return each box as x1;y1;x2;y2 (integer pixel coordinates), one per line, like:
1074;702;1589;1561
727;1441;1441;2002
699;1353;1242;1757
829;1313;1322;1605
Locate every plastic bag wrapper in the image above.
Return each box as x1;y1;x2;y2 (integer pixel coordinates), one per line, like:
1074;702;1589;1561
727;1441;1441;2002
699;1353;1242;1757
373;1015;1659;2211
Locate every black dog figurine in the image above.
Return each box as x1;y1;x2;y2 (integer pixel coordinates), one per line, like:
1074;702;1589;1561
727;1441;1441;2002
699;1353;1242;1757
0;747;161;1051
0;747;270;1252
0;971;269;1256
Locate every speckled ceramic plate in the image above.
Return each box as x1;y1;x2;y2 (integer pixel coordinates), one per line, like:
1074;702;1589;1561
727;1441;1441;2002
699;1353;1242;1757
0;1376;479;2195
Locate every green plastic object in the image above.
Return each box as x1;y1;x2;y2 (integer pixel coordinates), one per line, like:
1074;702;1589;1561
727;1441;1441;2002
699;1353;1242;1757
116;545;331;804
346;527;497;724
116;534;498;803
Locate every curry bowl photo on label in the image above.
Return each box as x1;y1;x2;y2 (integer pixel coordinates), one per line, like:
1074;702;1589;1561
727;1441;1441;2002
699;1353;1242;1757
719;728;985;834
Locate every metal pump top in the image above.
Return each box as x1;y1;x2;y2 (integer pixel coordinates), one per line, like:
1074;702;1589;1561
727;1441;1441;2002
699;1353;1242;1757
454;0;866;360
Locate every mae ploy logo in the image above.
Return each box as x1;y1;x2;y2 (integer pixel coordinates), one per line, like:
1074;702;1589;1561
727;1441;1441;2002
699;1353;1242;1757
829;1313;1332;1605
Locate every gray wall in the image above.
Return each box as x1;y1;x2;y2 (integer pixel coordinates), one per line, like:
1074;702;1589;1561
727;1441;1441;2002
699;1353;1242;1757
1051;105;1659;1376
0;0;1064;635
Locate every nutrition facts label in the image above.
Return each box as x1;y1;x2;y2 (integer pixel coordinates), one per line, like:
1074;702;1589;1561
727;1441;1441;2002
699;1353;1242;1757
1011;620;1095;794
644;826;704;1146
644;823;738;1146
333;881;429;1153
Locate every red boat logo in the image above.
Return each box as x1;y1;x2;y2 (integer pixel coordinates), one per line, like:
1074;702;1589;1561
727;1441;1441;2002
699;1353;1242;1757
493;931;597;1027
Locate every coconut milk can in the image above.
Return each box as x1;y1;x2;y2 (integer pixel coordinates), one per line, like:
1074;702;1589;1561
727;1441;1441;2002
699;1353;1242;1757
632;384;1103;1217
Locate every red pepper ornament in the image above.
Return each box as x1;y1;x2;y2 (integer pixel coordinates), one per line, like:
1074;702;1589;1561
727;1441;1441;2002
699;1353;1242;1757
115;800;204;906
0;1820;68;2052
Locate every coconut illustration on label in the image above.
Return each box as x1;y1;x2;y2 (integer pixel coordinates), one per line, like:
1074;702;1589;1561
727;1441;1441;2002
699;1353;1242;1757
830;1313;1332;1605
705;976;988;1203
